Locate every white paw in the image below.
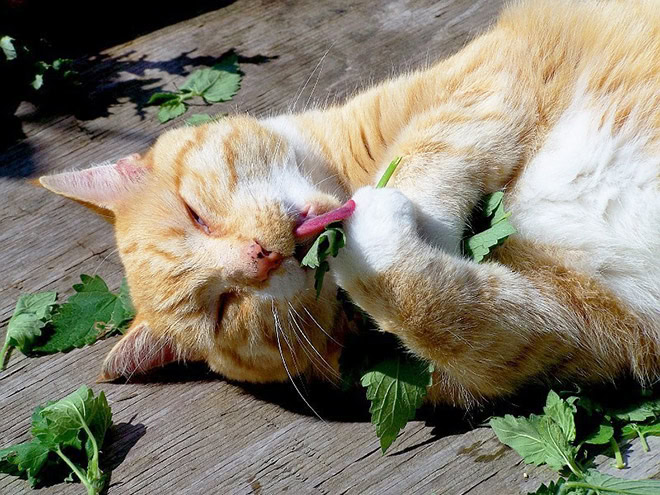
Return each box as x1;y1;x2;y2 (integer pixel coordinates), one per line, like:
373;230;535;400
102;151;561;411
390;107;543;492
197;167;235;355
330;187;417;286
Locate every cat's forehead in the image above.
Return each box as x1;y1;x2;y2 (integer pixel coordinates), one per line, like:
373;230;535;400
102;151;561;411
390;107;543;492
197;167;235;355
151;116;288;179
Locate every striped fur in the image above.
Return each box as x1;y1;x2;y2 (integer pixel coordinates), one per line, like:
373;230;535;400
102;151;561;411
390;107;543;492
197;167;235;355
39;0;660;406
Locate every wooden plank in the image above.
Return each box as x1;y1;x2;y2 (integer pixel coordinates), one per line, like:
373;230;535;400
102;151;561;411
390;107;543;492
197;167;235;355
1;1;658;494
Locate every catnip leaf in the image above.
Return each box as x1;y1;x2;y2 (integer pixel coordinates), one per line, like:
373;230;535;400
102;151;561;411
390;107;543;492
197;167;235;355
527;478;566;495
584;423;615;445
1;35;17;60
313;261;330;298
464;219;516;262
360;356;432;453
32;275;133;354
489;413;579;473
1;386;113;493
185;113;226;126
544;390;577;443
1;292;57;368
483;191;505;217
610;398;660;423
157;100;187;123
180;55;242;103
0;441;50;487
578;469;660;494
463;191;516;262
301;224;345;297
147;92;179;105
622;421;660;440
301;224;346;270
32;386;97;447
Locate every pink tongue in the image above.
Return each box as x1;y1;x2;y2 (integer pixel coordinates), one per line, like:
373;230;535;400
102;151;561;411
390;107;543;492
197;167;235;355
295;200;356;238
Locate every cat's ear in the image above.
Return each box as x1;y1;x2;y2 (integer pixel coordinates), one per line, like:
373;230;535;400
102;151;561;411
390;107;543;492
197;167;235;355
37;154;148;221
99;320;178;382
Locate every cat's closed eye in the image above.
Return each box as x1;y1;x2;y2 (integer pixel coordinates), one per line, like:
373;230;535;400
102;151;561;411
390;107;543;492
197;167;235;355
184;201;211;235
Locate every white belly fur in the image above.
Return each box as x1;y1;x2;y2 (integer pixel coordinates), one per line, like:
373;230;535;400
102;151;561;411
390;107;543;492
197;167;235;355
510;91;660;321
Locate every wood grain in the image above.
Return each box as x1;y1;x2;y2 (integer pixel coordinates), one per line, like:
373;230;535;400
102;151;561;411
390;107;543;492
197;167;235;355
1;1;658;494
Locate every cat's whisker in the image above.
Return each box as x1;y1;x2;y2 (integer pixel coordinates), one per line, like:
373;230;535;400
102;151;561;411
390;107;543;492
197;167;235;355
310;173;341;190
297;299;343;347
288;303;339;379
302;43;334;113
272;301;325;422
286;307;335;383
289;44;334;113
276;312;308;389
92;247;120;276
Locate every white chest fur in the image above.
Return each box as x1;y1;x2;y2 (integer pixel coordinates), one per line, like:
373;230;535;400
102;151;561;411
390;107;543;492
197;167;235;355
511;92;660;321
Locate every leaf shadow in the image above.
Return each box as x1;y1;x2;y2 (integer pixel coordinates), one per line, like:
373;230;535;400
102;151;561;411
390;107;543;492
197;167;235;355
0;48;277;178
238;380;373;423
102;421;148;492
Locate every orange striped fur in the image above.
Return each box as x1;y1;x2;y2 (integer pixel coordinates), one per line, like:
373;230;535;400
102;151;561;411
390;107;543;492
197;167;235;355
39;0;660;406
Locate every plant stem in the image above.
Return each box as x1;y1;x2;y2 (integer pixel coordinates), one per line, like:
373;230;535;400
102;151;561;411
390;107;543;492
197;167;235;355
376;156;402;188
55;446;95;495
610;436;625;469
0;340;11;370
566;457;584;479
560;481;596;493
75;410;101;481
632;424;650;452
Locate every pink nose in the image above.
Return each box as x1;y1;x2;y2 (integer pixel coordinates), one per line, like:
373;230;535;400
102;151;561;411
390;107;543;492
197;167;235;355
247;241;284;281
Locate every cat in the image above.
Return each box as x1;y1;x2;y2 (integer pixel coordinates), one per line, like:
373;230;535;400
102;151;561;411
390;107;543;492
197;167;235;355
37;0;660;407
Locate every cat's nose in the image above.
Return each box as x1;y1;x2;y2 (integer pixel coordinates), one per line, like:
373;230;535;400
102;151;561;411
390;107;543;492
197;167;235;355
247;240;284;281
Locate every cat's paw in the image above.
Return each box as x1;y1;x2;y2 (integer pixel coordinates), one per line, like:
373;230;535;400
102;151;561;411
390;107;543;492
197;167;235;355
330;186;417;287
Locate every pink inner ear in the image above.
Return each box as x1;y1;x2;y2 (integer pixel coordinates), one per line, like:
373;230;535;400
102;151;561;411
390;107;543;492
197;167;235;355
39;155;147;210
99;322;178;382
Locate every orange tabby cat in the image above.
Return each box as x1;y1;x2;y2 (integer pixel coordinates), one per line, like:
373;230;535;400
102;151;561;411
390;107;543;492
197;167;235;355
38;0;660;406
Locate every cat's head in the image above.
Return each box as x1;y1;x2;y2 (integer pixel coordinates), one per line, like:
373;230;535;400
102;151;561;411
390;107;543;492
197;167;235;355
39;116;346;383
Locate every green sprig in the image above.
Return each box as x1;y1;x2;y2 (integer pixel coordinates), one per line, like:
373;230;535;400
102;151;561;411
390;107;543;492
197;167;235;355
147;54;241;123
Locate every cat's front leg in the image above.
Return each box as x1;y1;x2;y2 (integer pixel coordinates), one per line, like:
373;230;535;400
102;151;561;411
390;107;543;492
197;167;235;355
330;187;600;406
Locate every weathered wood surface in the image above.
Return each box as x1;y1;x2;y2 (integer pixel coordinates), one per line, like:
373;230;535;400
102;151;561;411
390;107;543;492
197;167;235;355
1;1;659;494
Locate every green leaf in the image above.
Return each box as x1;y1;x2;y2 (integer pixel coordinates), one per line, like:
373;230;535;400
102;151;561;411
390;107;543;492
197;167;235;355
1;35;17;60
482;191;504;216
610;398;660;423
83;391;112;461
32;386;95;447
583;423;615;445
32;275;133;354
147;92;179;105
622;421;660;440
301;224;346;270
527;478;566;495
489;413;579;473
31;73;44;90
463;191;516;262
360;356;432;453
180;55;242;103
464;219;516;262
1;386;113;493
0;441;50;487
4;292;57;351
157;100;187;123
572;469;660;494
313;261;330;298
544;390;577;443
185;113;226;126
